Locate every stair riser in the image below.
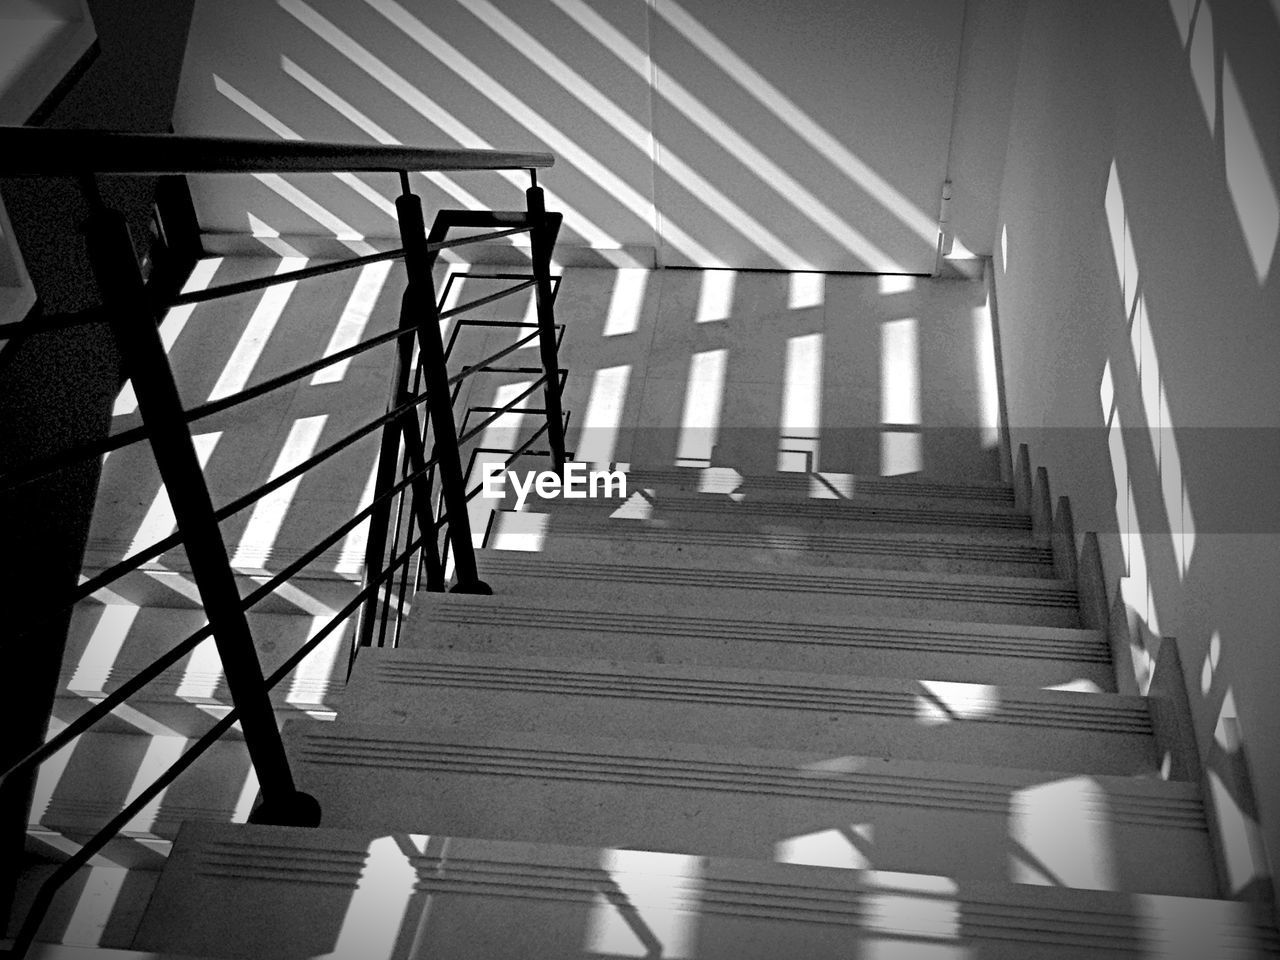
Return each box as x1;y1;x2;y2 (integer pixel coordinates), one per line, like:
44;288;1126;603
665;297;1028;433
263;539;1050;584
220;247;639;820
621;469;1017;509
535;497;1035;538
345;676;1157;777
495;526;1057;578
414;615;1117;688
289;732;1215;898
484;569;1082;628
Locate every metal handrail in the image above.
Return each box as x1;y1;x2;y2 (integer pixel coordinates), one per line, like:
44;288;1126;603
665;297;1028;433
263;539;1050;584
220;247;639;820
0;126;553;176
6;132;569;958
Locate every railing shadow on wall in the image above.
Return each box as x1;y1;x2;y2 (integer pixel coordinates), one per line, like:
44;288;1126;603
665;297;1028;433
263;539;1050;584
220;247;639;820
0;125;565;958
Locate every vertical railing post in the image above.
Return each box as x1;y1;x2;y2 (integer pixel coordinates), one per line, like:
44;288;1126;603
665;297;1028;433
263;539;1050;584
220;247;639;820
397;174;490;594
525;172;567;472
80;178;318;827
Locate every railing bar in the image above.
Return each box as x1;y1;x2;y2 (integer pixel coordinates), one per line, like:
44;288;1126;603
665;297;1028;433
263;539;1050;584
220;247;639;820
183;325;417;425
0;127;555;176
170;248;405;307
460;422;552;505
0;622;215;787
1;323;422;493
446;329;540;387
3;441;444;788
67;390;432;609
428;225;530;254
238;448;440;612
438;278;536;322
11;526;437;955
265;530;426;689
455;375;549;447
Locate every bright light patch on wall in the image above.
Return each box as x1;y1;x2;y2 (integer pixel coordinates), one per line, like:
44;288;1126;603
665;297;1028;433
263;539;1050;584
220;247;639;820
603;268;648;336
280;0;636;263
207;257;307;401
231;416;329;570
880;341;920;474
114;257;223;416
1104;162;1140;315
788;271;825;310
246;212;304;259
576;364;631;468
1011;777;1116;889
1167;0;1193;44
973;301;1000;448
775;825;872;869
1189;1;1215;132
282;55;530;259
1223;58;1279;282
364;0;713;262
878;274;914;295
651;0;938;247
778;333;823;472
584;849;702;959
464;0;800;267
695;270;735;323
549;0;900;270
311;261;392;384
1207;768;1268;896
1099;359;1115;420
1000;224;1008;273
675;349;727;467
880;317;922;476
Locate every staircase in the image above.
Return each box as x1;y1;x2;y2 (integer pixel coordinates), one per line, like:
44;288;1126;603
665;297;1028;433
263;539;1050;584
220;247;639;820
39;456;1277;956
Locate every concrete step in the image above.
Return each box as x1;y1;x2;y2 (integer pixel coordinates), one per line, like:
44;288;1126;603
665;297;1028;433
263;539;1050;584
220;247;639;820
474;547;1082;628
488;506;1057;577
622;464;1017;507
284;721;1217;898
135;820;1279;960
405;592;1116;690
57;603;351;737
525;484;1035;538
27;729;253;864
344;649;1158;777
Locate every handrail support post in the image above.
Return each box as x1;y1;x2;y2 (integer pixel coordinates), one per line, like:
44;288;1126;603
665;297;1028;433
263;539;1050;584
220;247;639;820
525;183;566;472
398;184;491;594
81;184;318;828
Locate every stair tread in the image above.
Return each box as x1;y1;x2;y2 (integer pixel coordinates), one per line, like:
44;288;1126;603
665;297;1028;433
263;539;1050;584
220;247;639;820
342;648;1158;776
349;647;1148;725
133;819;1278;960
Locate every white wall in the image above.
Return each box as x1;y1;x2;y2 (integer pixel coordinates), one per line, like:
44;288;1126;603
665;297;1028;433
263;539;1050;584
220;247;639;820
994;0;1280;906
172;0;1018;273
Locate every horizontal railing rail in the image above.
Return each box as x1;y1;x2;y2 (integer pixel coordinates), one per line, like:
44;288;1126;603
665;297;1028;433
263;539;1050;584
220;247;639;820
3;130;568;959
0;126;553;176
